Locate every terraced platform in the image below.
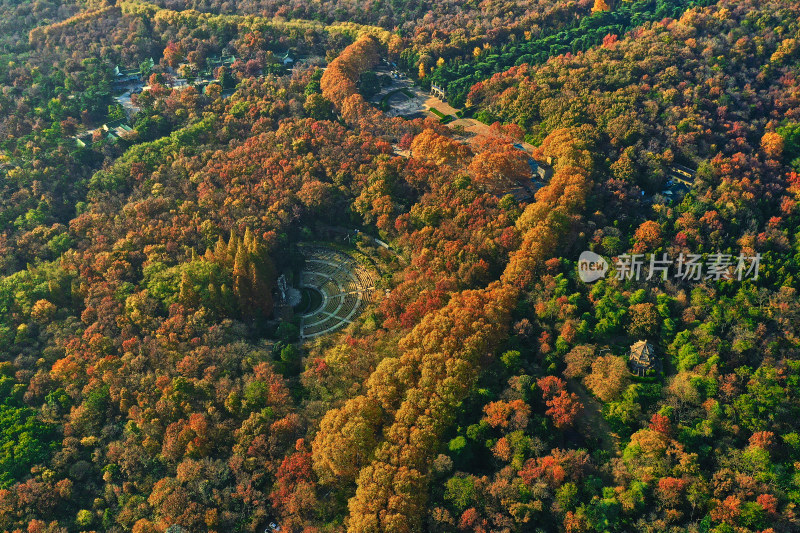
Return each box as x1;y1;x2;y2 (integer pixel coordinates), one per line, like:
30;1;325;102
297;245;379;339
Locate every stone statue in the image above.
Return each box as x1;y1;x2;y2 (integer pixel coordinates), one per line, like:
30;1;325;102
277;274;288;305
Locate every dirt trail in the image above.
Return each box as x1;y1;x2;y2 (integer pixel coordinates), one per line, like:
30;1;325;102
567;379;621;456
446;117;535;151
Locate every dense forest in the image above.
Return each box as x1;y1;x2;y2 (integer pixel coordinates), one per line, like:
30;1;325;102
1;0;800;532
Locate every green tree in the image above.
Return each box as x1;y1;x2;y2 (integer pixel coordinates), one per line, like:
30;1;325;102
0;368;57;487
444;475;477;513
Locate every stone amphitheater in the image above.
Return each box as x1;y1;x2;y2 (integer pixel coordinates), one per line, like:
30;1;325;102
297;244;380;340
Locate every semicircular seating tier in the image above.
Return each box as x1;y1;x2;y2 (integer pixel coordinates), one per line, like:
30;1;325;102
297;244;380;339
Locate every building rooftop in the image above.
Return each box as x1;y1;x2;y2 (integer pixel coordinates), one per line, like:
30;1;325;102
629;340;658;375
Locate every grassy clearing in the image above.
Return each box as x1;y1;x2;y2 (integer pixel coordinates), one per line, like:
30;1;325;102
429;107;454;124
295;287;323;314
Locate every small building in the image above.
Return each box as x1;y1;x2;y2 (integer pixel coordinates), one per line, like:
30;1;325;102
512;145;552;181
112;66;141;87
629;340;658;376
668;164;696;187
281;52;294;66
204;53;236;75
662;179;691;199
76;120;133;147
75;133;93;148
527;158;548;181
113;123;134;138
